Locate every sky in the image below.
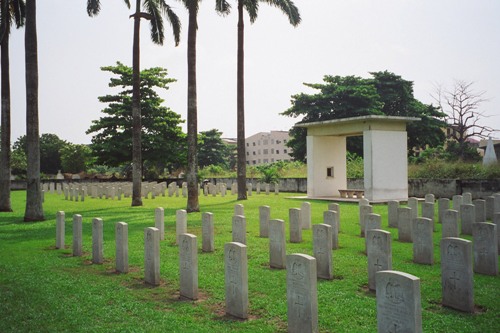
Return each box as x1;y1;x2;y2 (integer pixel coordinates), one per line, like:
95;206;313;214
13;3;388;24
6;0;500;145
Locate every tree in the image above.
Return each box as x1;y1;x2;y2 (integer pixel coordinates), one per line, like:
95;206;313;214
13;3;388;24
60;144;93;174
87;63;186;174
0;0;25;212
24;0;43;221
283;72;447;162
88;0;181;206
219;0;300;200
198;129;231;168
435;80;495;160
13;133;68;174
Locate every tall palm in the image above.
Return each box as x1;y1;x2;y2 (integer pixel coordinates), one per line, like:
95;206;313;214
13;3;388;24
0;0;24;212
24;0;43;221
219;0;300;200
88;0;180;206
180;0;229;213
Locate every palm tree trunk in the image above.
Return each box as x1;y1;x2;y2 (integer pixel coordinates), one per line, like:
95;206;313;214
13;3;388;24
24;0;44;221
0;21;12;212
236;0;246;200
131;0;143;206
186;3;199;212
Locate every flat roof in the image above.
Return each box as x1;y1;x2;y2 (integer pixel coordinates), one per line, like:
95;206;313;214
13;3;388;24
295;115;420;128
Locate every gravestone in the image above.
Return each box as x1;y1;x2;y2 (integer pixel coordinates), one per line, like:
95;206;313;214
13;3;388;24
289;208;302;243
265;183;270;195
274;183;279;195
92;218;104;264
473;199;486;222
269;219;286;269
231;183;237;195
179;233;198;300
323;210;339;250
301;202;311;230
359;205;373;237
115;222;128;273
425;193;435;203
366;229;392;291
495;213;500;254
176;209;187;245
460;204;475;235
397;207;413;242
472;222;498;276
364;213;382;253
327;203;340;231
441;237;474;313
412;217;433;265
232;215;246;245
452;195;463;211
376;270;422;333
259;205;270;238
72;214;83;256
225;242;248;319
155;207;165;241
485;196;494;221
256;182;261;195
247;183;252;196
234;204;244;216
359;198;370;206
56;211;65;249
421;202;435;231
408;197;419;220
494;193;500;213
202;212;214;252
313;224;333;280
144;227;160;286
388;200;399;228
286;254;318;333
462;192;472;205
442;209;459;238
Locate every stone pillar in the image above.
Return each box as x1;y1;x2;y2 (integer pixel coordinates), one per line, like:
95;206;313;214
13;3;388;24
232;215;246;245
313;224;333;280
92;218;104;264
269;219;286;269
116;222;128;273
301;202;311;230
259;205;270;238
366;229;392;291
155;207;165;241
289;208;302;243
179;233;198;300
176;209;187;245
225;242;248;319
144;227;160;286
72;214;83;256
202;212;215;252
56;211;65;249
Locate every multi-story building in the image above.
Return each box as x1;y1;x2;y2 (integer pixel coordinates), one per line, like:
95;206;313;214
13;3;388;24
245;131;293;165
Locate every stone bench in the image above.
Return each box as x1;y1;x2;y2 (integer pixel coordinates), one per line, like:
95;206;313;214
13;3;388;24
338;189;364;199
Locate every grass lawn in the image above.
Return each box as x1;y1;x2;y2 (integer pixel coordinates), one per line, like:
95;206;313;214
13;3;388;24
0;190;499;332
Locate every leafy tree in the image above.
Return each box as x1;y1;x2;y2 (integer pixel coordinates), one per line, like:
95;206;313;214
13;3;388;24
282;72;446;162
60;144;93;174
10;147;26;178
0;0;25;211
13;133;68;174
87;63;186;175
219;0;301;200
24;0;43;221
198;129;231;168
88;0;181;206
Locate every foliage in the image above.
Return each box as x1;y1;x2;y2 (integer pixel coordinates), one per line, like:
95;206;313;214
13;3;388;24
283;71;447;162
10;148;26;177
59;144;93;173
409;159;500;179
12;133;68;174
86;62;186;174
256;164;280;184
346;152;364;178
197;129;231;168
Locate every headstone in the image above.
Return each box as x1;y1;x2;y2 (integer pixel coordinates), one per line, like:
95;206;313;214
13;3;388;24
366;229;392;291
441;237;474;313
144;227;160;285
286;254;318;333
422;202;435;231
376;270;422;333
460;204;475;235
289;208;302;243
259;205;270;238
179;233;198;300
176;210;187;245
412;217;433;265
225;242;248;319
485;196;494;221
323;210;339;250
442;210;459;238
155;207;165;241
364;213;382;253
473;199;486;222
494;193;500;213
327;203;341;232
408;197;419;220
313;224;333;280
301;202;311;230
359;205;373;237
232;215;246;245
256;182;261;195
269;219;286;269
231;182;237;195
72;214;83;256
388;200;399;228
56;211;65;249
265;183;270;195
462;192;472;205
274;183;279;195
246;183;252;196
359;198;370;206
472;222;498;276
495;213;500;254
92;218;104;264
202;212;215;252
234;204;244;216
115;222;128;273
425;194;435;203
397;207;413;242
452;195;463;211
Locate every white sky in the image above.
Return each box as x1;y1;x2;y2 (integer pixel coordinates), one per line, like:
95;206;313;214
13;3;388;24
7;0;500;144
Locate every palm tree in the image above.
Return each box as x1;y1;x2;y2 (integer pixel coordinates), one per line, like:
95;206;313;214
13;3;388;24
24;0;43;221
88;0;180;206
0;0;25;212
180;0;229;213
220;0;301;200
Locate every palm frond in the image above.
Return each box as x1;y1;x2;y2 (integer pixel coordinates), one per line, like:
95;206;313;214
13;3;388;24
86;0;101;17
144;0;165;45
260;0;301;26
243;0;258;23
215;0;231;15
158;0;181;46
11;0;26;28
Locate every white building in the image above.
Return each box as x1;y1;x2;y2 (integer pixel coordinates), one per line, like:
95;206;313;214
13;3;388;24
245;131;293;165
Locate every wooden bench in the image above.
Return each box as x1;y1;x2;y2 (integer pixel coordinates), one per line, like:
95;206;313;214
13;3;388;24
338;189;364;199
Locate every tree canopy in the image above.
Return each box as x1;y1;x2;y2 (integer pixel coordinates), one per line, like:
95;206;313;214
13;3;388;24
282;71;446;162
13;133;68;174
86;62;186;173
197;129;231;168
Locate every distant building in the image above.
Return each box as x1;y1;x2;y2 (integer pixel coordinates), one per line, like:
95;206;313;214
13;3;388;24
245;131;293;165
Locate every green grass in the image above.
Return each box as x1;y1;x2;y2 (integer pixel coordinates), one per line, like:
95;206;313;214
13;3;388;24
1;191;499;332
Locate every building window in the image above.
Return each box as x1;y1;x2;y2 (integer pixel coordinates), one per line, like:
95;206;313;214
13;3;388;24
246;152;249;156
253;151;256;155
284;139;287;144
263;159;268;163
258;141;261;146
263;140;268;145
258;150;261;154
246;161;250;165
258;159;261;163
253;160;256;165
284;149;288;153
246;143;249;147
271;158;274;162
327;167;334;178
271;139;275;144
252;142;256;146
276;150;279;154
263;149;268;155
271;148;274;154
